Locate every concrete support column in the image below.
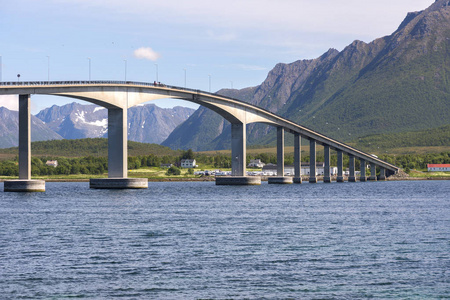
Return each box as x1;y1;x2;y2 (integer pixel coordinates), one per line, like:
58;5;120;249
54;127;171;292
323;145;331;183
360;159;367;182
309;139;317;183
379;167;386;181
4;95;46;192
277;127;284;177
348;155;356;182
268;127;292;184
231;122;246;176
90;107;148;189
294;133;302;184
108;108;128;178
370;164;377;181
337;150;344;182
217;122;261;185
19;95;31;180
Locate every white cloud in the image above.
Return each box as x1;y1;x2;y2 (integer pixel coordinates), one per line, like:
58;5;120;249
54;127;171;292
0;95;18;111
133;47;161;61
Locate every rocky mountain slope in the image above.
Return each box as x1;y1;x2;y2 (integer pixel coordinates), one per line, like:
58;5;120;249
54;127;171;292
0;107;63;148
35;102;195;144
163;0;450;151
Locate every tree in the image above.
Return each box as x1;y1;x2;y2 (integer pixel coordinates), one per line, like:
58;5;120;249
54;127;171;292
166;166;181;176
181;149;195;160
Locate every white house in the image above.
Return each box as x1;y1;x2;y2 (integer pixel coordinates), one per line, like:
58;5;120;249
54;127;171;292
46;160;58;168
427;164;450;172
181;159;197;168
248;159;265;168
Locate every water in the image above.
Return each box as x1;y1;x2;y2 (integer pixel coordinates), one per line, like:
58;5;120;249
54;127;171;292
0;180;449;299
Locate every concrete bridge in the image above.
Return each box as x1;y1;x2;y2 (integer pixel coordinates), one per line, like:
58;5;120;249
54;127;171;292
0;81;398;191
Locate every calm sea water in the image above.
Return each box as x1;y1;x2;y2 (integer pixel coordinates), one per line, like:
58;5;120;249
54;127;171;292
0;180;449;299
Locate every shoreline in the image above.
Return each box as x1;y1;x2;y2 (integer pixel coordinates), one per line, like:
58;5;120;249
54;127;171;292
1;176;449;183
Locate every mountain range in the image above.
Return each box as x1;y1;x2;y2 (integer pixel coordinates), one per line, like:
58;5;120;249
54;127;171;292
1;1;449;152
0;103;194;148
162;0;450;151
0;106;63;148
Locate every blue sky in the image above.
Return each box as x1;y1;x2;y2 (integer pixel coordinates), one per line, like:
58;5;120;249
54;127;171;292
0;0;433;113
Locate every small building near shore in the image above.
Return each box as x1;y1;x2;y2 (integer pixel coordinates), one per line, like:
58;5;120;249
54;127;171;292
248;159;265;168
181;159;197;168
46;160;58;168
427;164;450;172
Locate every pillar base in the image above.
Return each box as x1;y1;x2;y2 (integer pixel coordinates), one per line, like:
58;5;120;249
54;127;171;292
337;176;345;183
369;176;377;181
360;176;367;182
216;176;261;185
293;177;302;184
323;176;332;183
309;177;318;183
348;177;357;182
90;178;148;189
4;180;45;192
378;176;386;181
268;177;293;184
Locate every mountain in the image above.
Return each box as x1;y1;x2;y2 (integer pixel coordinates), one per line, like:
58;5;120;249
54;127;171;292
0;107;63;148
35;102;195;144
127;104;194;144
163;0;450;151
36;102;108;140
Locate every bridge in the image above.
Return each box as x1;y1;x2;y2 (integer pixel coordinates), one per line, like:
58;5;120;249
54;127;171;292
0;81;399;191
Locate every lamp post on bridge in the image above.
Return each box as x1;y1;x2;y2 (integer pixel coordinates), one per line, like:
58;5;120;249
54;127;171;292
88;58;91;81
184;68;186;88
155;63;158;83
209;74;211;92
46;56;50;82
124;60;127;81
0;55;2;82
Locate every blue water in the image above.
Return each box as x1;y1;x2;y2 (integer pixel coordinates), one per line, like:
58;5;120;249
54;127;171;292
0;180;449;299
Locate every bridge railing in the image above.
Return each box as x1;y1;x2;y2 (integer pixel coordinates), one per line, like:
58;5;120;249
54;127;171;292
0;80;204;93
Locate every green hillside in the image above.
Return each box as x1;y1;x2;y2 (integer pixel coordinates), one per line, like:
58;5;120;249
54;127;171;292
0;138;181;158
350;125;450;152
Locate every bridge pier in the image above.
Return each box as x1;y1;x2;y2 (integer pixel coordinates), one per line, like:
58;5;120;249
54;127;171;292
90;108;147;189
379;167;386;181
4;95;45;192
216;122;261;185
348;155;356;182
370;164;377;181
269;127;292;184
293;133;302;184
337;150;344;182
360;159;367;182
231;122;246;176
323;145;331;183
309;139;317;183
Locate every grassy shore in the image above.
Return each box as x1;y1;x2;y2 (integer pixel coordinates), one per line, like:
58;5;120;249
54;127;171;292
1;168;449;182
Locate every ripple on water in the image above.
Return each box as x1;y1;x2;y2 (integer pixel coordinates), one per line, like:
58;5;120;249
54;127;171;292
0;180;448;298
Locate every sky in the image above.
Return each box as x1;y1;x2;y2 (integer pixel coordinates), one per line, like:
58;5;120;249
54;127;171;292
0;0;433;114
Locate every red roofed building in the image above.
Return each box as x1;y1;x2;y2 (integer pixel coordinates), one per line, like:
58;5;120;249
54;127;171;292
427;164;450;172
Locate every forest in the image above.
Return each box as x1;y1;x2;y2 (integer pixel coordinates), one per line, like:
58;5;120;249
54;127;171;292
1;149;449;177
